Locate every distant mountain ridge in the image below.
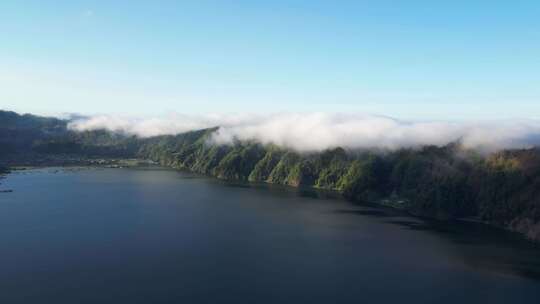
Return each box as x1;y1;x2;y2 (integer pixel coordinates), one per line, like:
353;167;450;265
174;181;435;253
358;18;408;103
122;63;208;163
0;110;139;159
1;110;539;241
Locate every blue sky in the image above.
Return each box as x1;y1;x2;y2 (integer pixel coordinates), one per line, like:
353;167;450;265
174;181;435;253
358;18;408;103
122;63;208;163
1;1;540;119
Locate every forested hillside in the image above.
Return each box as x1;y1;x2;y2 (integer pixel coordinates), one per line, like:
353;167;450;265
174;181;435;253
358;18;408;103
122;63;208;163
1;110;539;241
135;126;540;241
0;110;139;161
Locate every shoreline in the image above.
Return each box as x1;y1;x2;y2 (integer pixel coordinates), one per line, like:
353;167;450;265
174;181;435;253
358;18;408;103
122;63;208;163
161;163;540;243
1;161;536;243
138;163;540;243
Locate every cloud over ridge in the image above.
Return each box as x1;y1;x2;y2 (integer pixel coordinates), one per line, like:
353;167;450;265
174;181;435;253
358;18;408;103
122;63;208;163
68;113;540;152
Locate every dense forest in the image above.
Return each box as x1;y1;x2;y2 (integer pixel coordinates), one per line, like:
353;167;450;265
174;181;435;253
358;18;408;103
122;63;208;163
1;110;539;241
0;110;139;160
135;128;540;241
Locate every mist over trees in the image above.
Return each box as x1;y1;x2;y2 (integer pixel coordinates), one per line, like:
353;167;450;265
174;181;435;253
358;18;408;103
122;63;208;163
1;110;540;241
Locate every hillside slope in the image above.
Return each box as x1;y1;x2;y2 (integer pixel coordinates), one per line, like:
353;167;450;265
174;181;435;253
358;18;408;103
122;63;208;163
136;128;540;241
1;110;539;241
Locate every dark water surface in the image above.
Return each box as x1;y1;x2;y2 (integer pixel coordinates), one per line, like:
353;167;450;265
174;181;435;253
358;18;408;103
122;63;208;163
0;168;539;303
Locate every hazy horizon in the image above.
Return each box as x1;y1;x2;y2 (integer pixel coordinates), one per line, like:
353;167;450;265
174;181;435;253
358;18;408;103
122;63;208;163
3;1;540;150
2;1;540;119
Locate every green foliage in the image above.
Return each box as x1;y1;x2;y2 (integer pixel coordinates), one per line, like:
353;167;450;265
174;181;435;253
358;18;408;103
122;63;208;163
267;152;301;184
337;156;387;201
213;144;265;180
286;160;316;186
0;110;68;155
387;146;476;219
249;149;284;182
0;110;140;158
474;149;540;231
192;145;230;174
3;109;540;240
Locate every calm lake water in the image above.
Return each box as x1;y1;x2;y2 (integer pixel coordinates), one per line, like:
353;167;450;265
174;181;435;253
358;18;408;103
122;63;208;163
0;168;539;303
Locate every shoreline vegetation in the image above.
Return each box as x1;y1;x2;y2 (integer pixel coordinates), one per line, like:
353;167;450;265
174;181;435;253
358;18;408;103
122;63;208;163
4;157;157;170
1;110;540;242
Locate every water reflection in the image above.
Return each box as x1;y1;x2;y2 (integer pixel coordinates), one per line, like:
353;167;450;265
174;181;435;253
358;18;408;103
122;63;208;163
334;205;540;281
212;173;540;282
333;209;391;217
1;168;539;304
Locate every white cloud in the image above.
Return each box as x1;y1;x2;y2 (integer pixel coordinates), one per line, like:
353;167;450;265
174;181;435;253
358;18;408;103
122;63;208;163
68;112;540;152
68;113;260;138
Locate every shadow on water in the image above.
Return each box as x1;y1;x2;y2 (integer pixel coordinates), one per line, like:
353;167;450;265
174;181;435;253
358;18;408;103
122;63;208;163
216;178;345;200
340;206;540;281
333;209;391;217
167;171;540;282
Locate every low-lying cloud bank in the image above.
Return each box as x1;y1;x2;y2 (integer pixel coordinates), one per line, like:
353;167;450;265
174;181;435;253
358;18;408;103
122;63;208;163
68;113;540;152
